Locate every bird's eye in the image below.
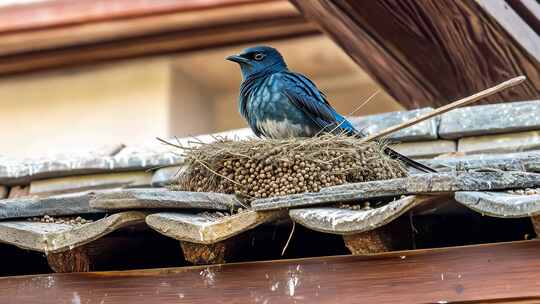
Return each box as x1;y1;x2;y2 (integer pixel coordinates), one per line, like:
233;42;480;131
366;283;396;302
253;53;265;61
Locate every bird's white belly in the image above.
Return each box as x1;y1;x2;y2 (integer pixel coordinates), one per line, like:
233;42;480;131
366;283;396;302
256;119;313;139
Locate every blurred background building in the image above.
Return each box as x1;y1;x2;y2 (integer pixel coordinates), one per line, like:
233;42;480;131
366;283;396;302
1;0;537;158
0;0;401;158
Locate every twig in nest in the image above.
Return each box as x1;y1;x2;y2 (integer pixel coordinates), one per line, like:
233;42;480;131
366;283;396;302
318;89;380;137
281;222;296;256
156;137;183;149
191;154;243;187
361;76;526;143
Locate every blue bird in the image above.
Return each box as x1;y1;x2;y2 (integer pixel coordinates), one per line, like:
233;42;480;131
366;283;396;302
226;46;435;173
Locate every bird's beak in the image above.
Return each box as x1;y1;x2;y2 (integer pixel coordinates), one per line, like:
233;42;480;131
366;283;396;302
226;54;250;64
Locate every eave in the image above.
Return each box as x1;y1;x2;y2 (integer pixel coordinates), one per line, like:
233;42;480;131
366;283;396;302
0;0;318;76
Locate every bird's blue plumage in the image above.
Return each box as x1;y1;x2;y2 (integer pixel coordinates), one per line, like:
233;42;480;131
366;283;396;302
226;45;435;172
229;46;359;139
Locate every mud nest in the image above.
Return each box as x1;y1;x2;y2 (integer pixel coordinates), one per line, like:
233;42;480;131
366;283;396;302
172;134;407;200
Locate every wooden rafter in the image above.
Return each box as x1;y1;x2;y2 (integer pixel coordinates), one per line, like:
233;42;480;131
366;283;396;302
0;0;303;56
0;0;261;33
505;0;540;35
476;0;540;62
290;0;540;109
0;0;317;76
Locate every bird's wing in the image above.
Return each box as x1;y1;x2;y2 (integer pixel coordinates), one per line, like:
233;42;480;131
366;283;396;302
280;73;436;172
238;73;265;137
280;72;358;135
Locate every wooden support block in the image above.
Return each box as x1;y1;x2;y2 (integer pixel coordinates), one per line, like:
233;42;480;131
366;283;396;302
7;185;29;198
0;186;7;199
342;229;391;255
341;214;415;255
45;232;173;273
180;234;246;265
530;215;540;236
47;246;91;273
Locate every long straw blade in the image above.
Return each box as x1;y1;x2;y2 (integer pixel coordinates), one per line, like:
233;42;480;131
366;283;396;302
360;76;527;143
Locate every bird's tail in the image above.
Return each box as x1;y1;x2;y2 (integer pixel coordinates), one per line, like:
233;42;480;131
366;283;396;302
383;147;437;173
347;128;436;173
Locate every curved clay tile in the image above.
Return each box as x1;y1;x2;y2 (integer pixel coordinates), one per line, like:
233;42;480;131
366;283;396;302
289;195;432;235
0;211;145;253
455;191;540;218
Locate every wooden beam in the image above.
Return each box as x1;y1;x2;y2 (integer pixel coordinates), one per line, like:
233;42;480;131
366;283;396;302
2;241;540;303
0;17;316;77
0;1;303;56
475;0;540;61
290;0;540;109
0;0;262;33
0;0;317;76
507;0;540;35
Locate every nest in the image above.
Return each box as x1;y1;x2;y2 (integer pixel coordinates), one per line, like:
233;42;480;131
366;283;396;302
172;134;407;201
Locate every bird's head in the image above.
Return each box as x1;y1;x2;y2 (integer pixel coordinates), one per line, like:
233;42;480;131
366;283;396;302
226;45;287;79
